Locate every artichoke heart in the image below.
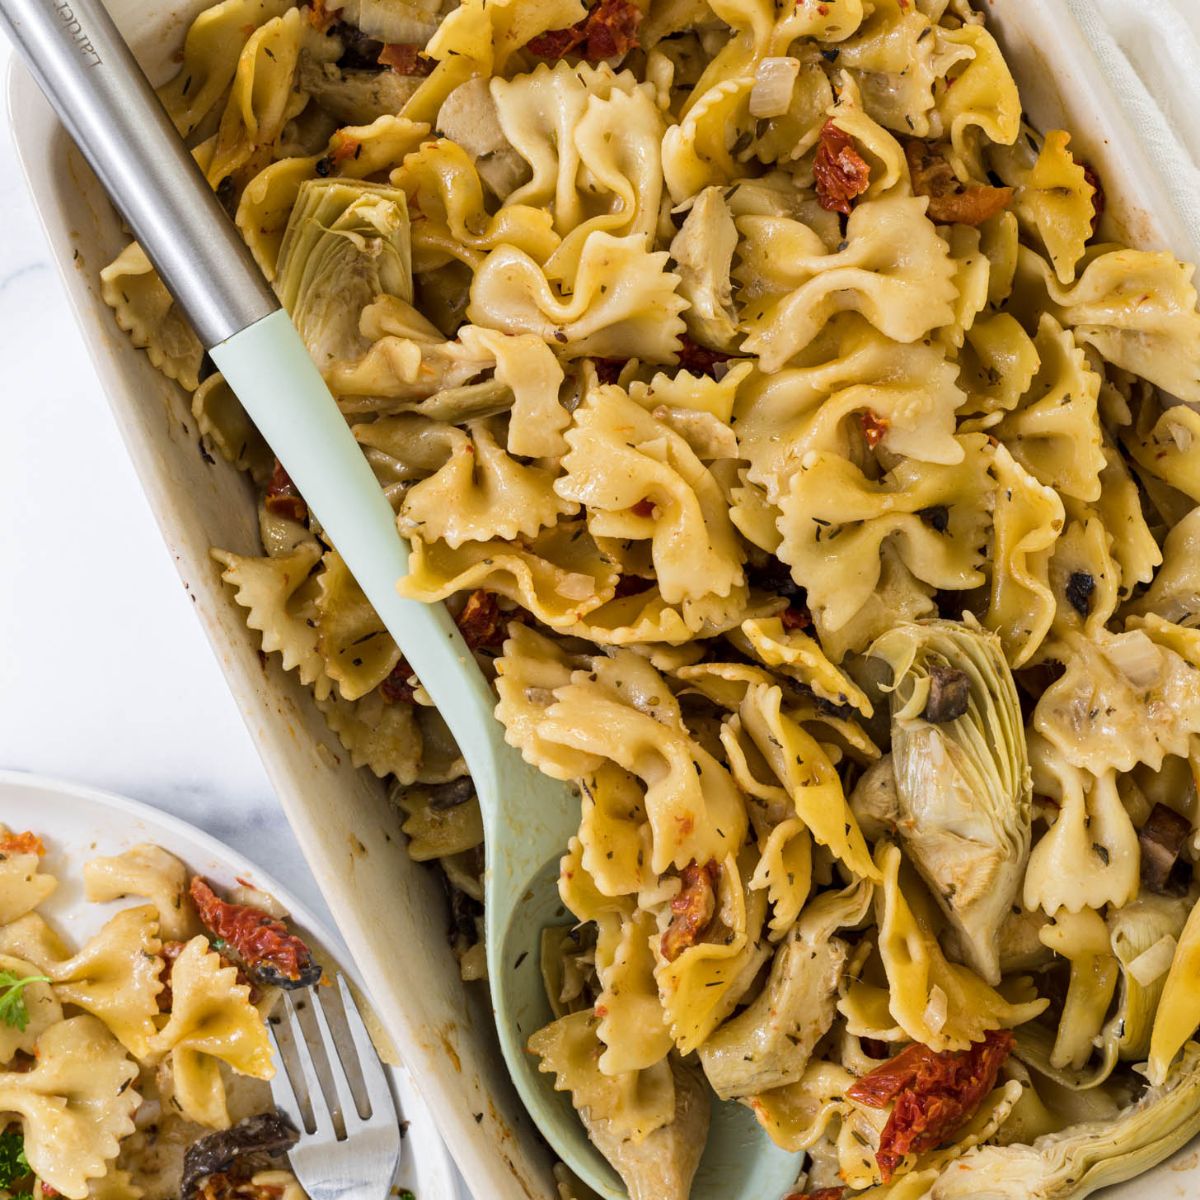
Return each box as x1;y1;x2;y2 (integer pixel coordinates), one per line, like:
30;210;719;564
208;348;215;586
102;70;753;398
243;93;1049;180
870;618;1031;984
930;1042;1200;1199
275;178;413;366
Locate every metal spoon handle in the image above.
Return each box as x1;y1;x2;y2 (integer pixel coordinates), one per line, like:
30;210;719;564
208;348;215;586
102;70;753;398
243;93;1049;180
0;0;276;348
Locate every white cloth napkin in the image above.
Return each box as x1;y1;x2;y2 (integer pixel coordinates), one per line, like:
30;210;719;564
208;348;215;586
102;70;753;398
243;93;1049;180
1069;0;1200;258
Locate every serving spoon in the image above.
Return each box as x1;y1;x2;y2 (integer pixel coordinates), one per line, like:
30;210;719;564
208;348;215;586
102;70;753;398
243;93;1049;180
0;0;805;1194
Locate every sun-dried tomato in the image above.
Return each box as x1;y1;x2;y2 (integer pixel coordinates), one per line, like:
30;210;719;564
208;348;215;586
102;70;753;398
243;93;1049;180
0;831;44;857
380;660;417;704
814;120;871;215
377;42;433;75
1081;161;1104;235
847;1029;1014;1181
676;335;733;378
905;140;1012;226
784;1190;844;1200
780;605;813;632
860;409;889;449
527;0;641;63
189;877;321;989
197;1172;287;1200
457;589;506;651
329;134;362;166
306;0;333;32
590;357;629;385
264;460;307;523
660;861;719;962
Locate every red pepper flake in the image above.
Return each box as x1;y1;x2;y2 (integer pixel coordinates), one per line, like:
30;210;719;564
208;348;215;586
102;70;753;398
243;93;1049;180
676;335;733;378
377;42;434;75
330;135;361;166
814;119;872;215
264;459;308;523
860;409;889;449
817;2;830;13
660;861;719;962
0;831;44;857
527;0;641;63
847;1030;1014;1182
1081;161;1105;235
190;876;322;989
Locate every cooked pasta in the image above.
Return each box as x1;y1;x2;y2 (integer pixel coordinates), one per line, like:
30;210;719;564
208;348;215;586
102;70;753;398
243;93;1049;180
0;830;310;1200
101;0;1200;1196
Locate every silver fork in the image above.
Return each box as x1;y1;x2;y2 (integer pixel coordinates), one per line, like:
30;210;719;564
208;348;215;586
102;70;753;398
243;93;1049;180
269;974;402;1200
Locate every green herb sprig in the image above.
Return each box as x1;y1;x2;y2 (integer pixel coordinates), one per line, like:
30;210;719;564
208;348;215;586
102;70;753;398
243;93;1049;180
0;1129;29;1190
0;971;51;1033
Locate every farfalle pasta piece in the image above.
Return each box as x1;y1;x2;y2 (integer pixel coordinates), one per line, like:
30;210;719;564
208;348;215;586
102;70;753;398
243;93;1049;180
1126;504;1200;627
594;908;673;1074
391;138;558;272
205;7;313;187
746;818;812;942
537;654;748;873
191;373;273;483
1125;390;1200;505
316;689;423;783
400;0;588;124
83;844;192;941
400;419;576;549
733;684;879;882
699;880;871;1100
1033;618;1200;776
735;616;873;715
211;542;331;699
992;313;1104;504
0;834;56;925
662;75;754;204
0;953;61;1065
993;130;1096;284
0;1016;140;1200
734;314;965;500
1023;735;1139;915
777;432;993;635
1022;245;1200;405
957;313;1040;423
494;622;605;781
150;935;274;1128
737;194;959;372
578;764;656;898
468;232;686;362
668;187;740;352
985;443;1064;667
875;843;1046;1051
491;63;665;278
653;855;770;1055
99;242;204;392
393;784;484;861
156;0;293;136
556;383;744;607
1038;909;1119;1072
16;906;164;1059
931;22;1021;161
313;550;401;701
398;519;619;628
528;1009;676;1142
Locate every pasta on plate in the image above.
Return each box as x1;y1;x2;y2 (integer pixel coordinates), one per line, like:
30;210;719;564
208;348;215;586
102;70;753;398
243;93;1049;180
101;0;1200;1195
0;828;316;1200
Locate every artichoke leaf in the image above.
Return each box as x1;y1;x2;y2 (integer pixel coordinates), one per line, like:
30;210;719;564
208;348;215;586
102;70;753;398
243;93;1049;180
930;1042;1200;1199
869;618;1031;984
275;178;413;367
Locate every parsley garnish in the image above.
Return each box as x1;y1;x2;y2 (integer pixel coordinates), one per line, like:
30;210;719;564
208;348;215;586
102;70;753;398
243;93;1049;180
210;937;229;953
0;971;50;1032
0;1130;29;1189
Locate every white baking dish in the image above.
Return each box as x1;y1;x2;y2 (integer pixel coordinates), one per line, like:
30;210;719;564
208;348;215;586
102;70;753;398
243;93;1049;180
6;2;1200;1197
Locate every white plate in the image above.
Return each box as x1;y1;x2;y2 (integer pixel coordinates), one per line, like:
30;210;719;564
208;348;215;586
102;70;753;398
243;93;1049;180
0;768;463;1200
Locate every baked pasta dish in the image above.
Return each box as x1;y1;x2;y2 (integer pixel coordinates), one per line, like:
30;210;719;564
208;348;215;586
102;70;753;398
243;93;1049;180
98;0;1200;1196
0;829;318;1199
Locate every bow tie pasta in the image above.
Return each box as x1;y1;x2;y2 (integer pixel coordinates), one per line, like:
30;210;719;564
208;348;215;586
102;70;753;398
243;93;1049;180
102;0;1200;1195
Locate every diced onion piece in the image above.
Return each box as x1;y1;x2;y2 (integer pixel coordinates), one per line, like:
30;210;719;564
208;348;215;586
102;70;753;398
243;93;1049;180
1106;630;1164;689
749;56;801;118
1169;419;1194;453
1129;933;1179;987
922;984;949;1035
558;572;600;601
